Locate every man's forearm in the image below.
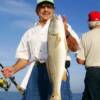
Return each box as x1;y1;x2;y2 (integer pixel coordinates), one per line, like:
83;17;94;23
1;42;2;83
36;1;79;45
12;59;29;73
66;33;79;52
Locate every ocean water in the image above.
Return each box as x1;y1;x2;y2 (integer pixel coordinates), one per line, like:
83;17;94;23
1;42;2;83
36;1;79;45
0;92;82;100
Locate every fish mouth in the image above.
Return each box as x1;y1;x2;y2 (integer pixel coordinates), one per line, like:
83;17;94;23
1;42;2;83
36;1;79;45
50;94;61;100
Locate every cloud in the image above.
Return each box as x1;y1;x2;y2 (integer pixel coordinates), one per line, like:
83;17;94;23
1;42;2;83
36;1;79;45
0;0;38;29
12;19;34;29
0;0;36;18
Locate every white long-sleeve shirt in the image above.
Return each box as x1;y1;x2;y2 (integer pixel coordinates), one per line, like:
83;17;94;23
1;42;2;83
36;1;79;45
16;20;50;62
16;21;79;62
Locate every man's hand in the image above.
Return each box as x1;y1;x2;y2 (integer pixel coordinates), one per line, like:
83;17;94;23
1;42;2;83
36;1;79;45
1;67;15;78
1;59;29;78
76;58;85;65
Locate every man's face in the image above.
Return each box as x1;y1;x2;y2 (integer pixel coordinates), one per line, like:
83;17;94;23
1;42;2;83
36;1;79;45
37;3;54;22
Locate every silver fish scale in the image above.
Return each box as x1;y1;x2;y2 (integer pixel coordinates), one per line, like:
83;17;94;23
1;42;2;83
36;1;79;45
48;15;58;36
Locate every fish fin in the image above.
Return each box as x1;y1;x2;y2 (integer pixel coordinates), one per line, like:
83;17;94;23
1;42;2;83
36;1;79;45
62;70;67;81
55;33;61;47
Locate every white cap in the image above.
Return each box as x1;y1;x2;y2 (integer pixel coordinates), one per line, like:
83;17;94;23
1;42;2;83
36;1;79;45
37;0;54;5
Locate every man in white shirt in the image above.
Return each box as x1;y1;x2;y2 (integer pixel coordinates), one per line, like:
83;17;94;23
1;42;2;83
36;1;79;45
77;11;100;100
2;0;79;100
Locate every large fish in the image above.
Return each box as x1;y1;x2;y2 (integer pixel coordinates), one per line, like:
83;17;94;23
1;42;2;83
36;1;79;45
46;15;68;100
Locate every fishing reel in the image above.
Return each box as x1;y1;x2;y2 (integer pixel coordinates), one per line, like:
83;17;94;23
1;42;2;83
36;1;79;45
0;63;24;95
0;77;11;91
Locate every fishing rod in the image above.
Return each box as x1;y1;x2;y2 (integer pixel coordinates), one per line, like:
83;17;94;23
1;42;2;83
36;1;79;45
0;63;24;95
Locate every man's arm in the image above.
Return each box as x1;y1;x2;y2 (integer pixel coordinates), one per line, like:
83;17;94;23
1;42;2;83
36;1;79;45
1;59;29;78
12;59;29;73
66;33;79;52
62;16;80;52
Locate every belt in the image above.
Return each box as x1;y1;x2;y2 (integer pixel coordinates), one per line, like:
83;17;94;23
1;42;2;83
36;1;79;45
86;67;100;70
35;61;46;66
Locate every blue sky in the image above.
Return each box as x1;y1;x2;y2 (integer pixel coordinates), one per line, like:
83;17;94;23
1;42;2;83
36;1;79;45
0;0;100;93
